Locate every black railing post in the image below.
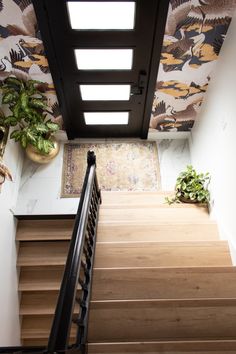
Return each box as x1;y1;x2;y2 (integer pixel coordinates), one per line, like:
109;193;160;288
47;151;101;354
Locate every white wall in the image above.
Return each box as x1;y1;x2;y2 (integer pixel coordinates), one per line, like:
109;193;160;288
14;141;79;215
189;11;236;261
0;138;23;345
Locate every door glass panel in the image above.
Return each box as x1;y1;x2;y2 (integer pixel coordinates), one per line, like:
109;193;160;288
67;2;135;30
84;112;129;125
80;85;131;101
75;49;133;70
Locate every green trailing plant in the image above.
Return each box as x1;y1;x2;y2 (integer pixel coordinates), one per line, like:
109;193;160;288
165;165;210;205
0;76;59;154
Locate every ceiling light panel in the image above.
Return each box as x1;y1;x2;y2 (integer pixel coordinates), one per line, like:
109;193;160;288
67;2;135;30
75;49;133;70
80;85;131;101
84;112;129;125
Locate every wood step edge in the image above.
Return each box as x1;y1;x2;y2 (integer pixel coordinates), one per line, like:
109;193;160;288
92;265;236;271
20;298;236;315
98;220;217;225
95;240;228;245
87;339;236;351
90;298;236;307
19;284;81;291
21;329;77;339
99;204;209;209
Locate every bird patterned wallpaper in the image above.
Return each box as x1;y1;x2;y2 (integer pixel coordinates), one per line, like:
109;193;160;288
150;0;236;132
0;0;236;134
0;0;62;126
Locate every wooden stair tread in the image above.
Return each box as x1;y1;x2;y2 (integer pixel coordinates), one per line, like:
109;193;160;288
18;240;230;267
87;339;236;353
101;192;207;209
97;223;219;242
20;291;58;315
20;291;80;315
16;219;74;241
18;241;69;266
101;191;207;208
90;298;236;307
88;299;236;342
19;266;64;291
22;338;74;346
21;315;77;339
94;241;232;268
16;219;219;242
91;266;236;301
98;207;211;224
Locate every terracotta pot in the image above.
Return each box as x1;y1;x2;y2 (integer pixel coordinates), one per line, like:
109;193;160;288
25;137;60;164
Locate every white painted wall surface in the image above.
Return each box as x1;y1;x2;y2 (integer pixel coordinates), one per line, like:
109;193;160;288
0;138;23;345
189;12;236;261
14;142;79;215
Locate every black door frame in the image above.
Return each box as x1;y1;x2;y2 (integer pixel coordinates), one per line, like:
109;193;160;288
32;0;169;139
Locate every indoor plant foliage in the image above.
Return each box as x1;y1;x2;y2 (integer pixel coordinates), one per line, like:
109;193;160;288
0;77;59;155
166;165;210;205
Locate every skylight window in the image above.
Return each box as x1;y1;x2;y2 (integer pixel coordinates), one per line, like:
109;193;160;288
80;85;131;101
67;2;135;30
75;49;133;70
84;112;129;125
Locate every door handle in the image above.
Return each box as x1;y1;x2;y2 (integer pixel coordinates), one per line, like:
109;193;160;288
131;71;147;96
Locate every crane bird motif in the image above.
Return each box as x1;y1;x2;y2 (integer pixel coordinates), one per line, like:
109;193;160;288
150;0;236;132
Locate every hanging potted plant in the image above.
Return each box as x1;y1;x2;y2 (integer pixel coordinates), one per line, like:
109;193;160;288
0;76;60;164
166;165;210;205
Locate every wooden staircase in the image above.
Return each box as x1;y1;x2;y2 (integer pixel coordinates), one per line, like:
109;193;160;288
16;192;236;352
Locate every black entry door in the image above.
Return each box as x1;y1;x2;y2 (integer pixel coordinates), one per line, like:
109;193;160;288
33;0;169;139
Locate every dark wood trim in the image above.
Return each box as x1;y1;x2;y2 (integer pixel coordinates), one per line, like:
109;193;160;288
33;0;169;139
14;214;75;220
32;0;72;138
141;0;169;138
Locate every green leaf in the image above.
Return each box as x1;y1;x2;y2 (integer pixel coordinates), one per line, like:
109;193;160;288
12;102;21;118
29;98;46;109
34;123;49;133
2;92;17;104
20;92;29;110
4;116;18;126
43;139;54;154
5;77;22;87
26;129;37;143
37;137;44;151
20;134;27;149
46;121;59;132
10;130;21;141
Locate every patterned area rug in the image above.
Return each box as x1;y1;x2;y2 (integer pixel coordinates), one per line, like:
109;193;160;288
61;142;161;197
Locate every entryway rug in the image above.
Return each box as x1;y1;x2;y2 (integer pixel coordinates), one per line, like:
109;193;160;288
61;142;161;197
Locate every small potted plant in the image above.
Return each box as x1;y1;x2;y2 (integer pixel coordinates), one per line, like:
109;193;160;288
0;76;60;163
166;165;210;205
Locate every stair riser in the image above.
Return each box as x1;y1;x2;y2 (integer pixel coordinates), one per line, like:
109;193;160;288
91;267;236;301
88;302;236;342
97;224;219;242
88;341;236;354
94;242;231;268
98;207;210;224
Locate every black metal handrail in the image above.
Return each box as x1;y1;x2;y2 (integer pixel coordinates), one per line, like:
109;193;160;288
0;151;100;354
47;150;101;353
